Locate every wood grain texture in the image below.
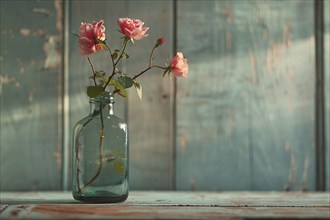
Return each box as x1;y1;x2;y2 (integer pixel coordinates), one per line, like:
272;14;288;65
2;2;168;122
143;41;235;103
2;191;329;207
325;0;330;191
1;192;329;219
3;205;329;220
175;0;252;191
176;0;316;191
67;0;174;190
248;0;315;191
126;0;175;190
0;0;63;190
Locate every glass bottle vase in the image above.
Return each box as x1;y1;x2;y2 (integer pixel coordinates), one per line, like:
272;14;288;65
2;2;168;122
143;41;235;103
72;94;128;203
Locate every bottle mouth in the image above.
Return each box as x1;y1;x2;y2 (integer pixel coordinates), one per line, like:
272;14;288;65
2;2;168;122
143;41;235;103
89;93;114;104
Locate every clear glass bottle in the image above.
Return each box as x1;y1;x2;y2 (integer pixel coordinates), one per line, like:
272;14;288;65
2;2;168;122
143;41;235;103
72;94;128;203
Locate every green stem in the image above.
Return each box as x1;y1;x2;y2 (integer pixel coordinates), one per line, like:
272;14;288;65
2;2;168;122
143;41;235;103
132;42;167;80
114;37;129;66
99;103;105;130
133;67;151;80
76;147;82;193
102;39;129;90
77;102;106;192
133;65;168;80
87;56;97;86
78;40;128;192
105;44;116;76
149;46;156;67
80;129;105;191
76;56;97;193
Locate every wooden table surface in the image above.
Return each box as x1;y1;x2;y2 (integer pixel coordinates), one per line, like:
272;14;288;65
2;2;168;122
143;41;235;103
0;191;329;219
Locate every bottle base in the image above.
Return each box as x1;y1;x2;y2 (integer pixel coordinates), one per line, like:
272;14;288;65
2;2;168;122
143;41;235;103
73;193;128;203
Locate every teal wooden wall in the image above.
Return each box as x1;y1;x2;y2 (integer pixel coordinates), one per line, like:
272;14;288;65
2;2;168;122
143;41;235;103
1;0;63;190
0;0;329;191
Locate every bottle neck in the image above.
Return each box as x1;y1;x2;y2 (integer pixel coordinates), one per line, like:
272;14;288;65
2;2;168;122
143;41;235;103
89;96;115;116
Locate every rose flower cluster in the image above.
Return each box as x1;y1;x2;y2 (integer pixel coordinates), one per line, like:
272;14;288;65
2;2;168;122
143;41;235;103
77;18;188;99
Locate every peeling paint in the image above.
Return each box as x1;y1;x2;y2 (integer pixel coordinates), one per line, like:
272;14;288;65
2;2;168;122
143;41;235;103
54;0;63;33
263;28;269;42
28;92;33;103
0;74;16;85
266;43;286;74
249;55;258;86
28;88;40;103
285;66;294;81
0;74;21;95
39;1;62;71
222;5;233;24
180;135;188;150
43;36;61;69
32;8;52;17
32;29;47;37
20;28;31;37
20;67;25;74
2;28;13;35
226;31;232;49
284;19;292;48
301;155;310;191
53;150;62;170
285;147;297;191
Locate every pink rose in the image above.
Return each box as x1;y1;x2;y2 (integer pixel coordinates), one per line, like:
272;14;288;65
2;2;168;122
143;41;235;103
169;52;188;77
78;20;106;55
117;18;149;40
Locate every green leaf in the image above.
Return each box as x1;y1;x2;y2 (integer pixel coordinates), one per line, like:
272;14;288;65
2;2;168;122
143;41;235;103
122;52;129;59
163;68;170;77
114;161;124;175
114;148;125;159
118;76;134;89
111;52;118;60
133;81;142;100
94;71;106;78
116;69;123;75
108;79;116;86
87;85;104;98
114;79;128;98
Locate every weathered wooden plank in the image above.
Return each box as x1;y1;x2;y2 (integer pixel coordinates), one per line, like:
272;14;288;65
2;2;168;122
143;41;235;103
0;0;63;190
1;191;329;207
176;0;316;191
248;0;316;191
0;191;76;204
126;0;174;190
1;192;329;219
175;0;252;191
2;205;329;220
324;0;330;191
0;205;9;213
